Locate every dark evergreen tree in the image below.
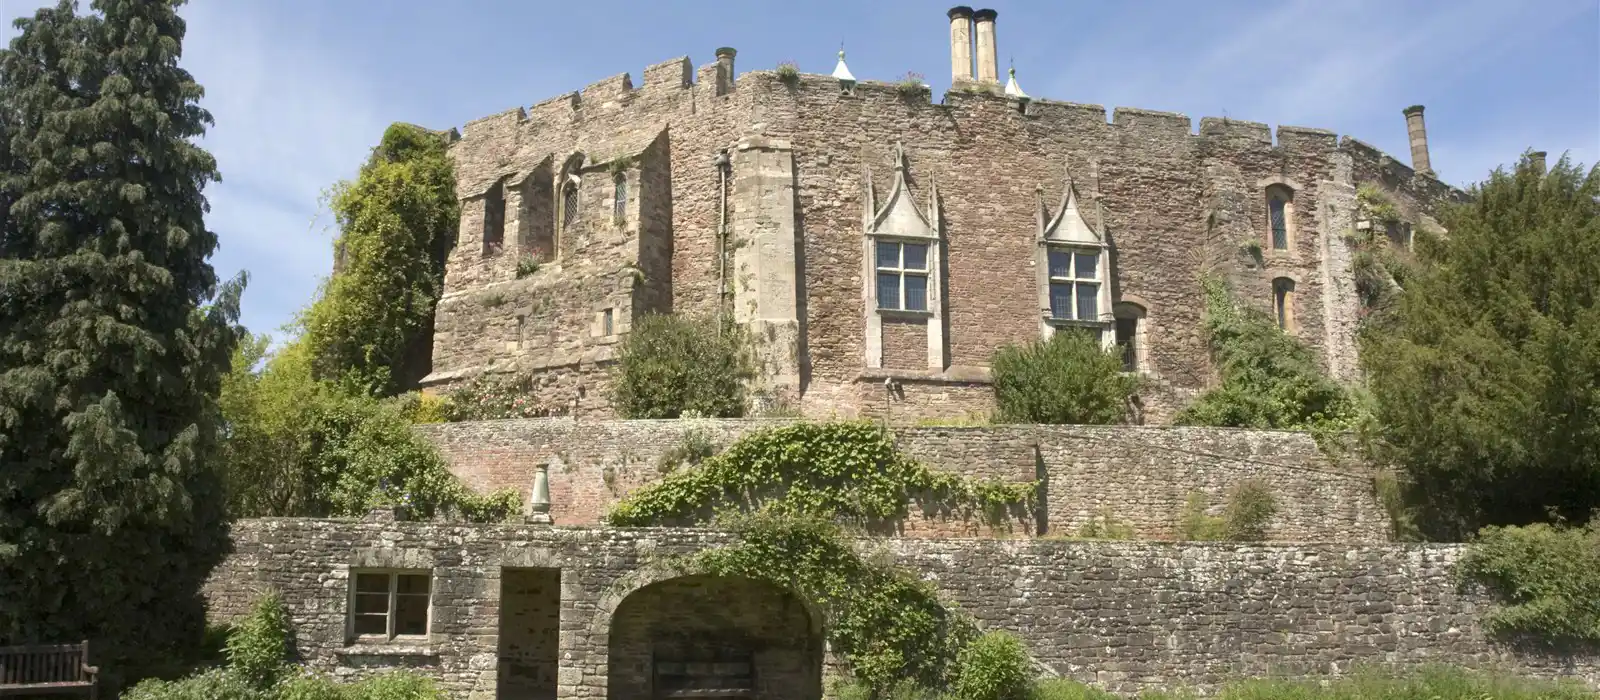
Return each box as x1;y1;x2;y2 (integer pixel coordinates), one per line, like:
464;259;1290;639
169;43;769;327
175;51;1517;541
1362;153;1600;540
0;0;241;685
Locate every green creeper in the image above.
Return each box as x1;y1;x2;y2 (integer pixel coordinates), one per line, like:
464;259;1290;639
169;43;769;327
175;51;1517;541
1362;153;1600;539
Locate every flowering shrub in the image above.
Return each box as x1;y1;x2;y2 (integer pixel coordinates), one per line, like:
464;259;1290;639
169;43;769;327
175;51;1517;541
443;373;555;421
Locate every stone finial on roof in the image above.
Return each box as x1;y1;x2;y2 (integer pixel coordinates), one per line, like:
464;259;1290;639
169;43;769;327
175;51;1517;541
831;47;856;83
1004;64;1028;99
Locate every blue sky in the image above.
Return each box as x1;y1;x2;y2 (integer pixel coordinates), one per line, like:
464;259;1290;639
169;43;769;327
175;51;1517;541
2;0;1597;340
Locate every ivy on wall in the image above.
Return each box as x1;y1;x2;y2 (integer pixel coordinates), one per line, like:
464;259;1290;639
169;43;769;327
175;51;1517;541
605;421;1035;529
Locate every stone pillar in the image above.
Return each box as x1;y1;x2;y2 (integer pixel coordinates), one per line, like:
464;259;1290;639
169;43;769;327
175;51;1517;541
730;135;801;404
948;6;974;84
525;463;552;524
1530;151;1547;176
973;8;998;83
1403;105;1432;177
715;47;737;95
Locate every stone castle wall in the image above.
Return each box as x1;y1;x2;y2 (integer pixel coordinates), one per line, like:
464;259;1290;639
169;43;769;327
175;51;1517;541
204;519;1599;699
428;49;1464;421
414;418;1389;543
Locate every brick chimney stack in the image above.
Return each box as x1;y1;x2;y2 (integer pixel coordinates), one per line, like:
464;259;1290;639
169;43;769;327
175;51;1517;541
1530;151;1548;176
948;6;974;84
1403;105;1432;177
973;9;998;83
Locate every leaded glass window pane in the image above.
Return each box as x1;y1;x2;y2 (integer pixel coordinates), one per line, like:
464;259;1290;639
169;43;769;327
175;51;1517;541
904;275;928;311
877;272;901;310
876;241;899;268
1269;198;1288;250
1075;252;1098;280
902;243;928;271
1049;282;1072;319
1076;282;1099;320
1047;249;1071;278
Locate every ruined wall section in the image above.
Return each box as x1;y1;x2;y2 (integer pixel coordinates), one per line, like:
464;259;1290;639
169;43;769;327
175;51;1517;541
205;520;1598;699
414;418;1386;543
427;57;755;415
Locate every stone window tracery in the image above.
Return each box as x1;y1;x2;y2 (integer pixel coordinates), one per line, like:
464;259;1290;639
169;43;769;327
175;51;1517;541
875;240;930;312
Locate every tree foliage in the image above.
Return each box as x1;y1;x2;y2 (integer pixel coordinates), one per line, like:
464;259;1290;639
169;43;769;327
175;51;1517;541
1458;519;1600;644
991;329;1141;425
218;334;519;522
0;0;240;683
611;313;754;419
1175;276;1354;431
1361;154;1600;538
302;123;457;397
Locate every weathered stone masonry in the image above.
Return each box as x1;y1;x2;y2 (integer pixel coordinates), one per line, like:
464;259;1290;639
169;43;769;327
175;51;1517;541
416;418;1389;543
205;519;1600;699
421;8;1466;422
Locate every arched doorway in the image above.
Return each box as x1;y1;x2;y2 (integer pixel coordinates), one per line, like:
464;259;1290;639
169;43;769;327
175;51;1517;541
607;575;822;700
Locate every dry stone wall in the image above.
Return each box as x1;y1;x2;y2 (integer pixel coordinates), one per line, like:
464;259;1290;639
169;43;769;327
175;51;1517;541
414;418;1388;543
205;519;1599;699
430;54;1465;422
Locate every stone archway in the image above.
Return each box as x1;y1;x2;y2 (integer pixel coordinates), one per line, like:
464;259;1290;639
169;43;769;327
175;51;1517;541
606;574;822;700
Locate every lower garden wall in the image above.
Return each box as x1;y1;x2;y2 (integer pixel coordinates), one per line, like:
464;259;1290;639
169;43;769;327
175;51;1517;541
206;518;1599;699
415;418;1388;542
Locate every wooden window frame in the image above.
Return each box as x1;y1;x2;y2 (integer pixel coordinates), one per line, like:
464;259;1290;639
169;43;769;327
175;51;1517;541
349;570;432;642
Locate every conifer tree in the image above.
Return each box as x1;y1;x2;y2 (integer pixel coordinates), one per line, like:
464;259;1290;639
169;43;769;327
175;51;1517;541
0;0;240;683
1362;153;1600;539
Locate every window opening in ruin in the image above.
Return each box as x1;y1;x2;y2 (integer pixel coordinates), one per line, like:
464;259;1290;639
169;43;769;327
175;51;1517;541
1047;247;1100;321
613;173;627;224
1266;185;1294;251
1114;317;1138;371
1273;277;1296;331
515;315;526;351
351;571;431;639
561;175;581;231
1386;220;1413;251
875;240;929;311
602;308;614;336
483;181;506;257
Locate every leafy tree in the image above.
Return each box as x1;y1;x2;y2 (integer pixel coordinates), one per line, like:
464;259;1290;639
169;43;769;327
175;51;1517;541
991;329;1141;424
1174;276;1354;430
0;0;241;684
1361;154;1600;539
612;313;753;418
302;123;458;397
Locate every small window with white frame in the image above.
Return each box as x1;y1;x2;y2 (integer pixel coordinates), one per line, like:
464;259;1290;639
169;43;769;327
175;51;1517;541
1046;247;1101;322
875;240;930;312
351;570;431;640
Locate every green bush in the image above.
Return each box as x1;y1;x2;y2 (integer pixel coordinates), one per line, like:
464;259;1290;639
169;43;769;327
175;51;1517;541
123;669;270;700
1176;482;1279;542
226;592;291;689
992;330;1141;425
1029;679;1118;700
1457;519;1600;642
1177;492;1227;542
1076;510;1137;540
612;313;754;419
1141;665;1598;699
1174;276;1354;431
952;631;1034;700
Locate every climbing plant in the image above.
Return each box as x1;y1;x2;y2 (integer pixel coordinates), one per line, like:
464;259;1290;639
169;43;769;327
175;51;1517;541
687;512;979;691
1174;276;1356;431
302;123;459;397
605;421;1035;529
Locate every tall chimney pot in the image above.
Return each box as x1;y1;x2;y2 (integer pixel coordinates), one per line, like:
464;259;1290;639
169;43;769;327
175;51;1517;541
715;47;737;95
1529;151;1548;176
1402;105;1432;177
947;7;974;84
973;8;999;83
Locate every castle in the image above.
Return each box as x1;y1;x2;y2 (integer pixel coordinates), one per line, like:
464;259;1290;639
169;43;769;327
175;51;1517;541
420;6;1463;421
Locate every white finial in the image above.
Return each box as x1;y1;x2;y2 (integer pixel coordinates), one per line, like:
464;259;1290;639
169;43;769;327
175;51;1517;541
1005;63;1028;99
832;44;856;83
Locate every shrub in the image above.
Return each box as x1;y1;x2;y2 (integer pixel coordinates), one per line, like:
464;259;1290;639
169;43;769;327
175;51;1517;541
226;592;291;689
345;672;441;700
1077;509;1136;540
895;71;927;96
1030;679;1119;700
122;669;268;700
514;255;541;278
1221;480;1278;542
442;373;551;421
611;313;754;419
953;631;1034;700
1177;492;1227;541
775;60;800;85
1457;519;1600;643
992;330;1141;425
1174;276;1354;431
1139;665;1599;700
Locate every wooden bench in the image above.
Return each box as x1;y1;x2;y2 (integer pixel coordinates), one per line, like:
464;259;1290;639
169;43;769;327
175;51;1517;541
0;642;98;698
